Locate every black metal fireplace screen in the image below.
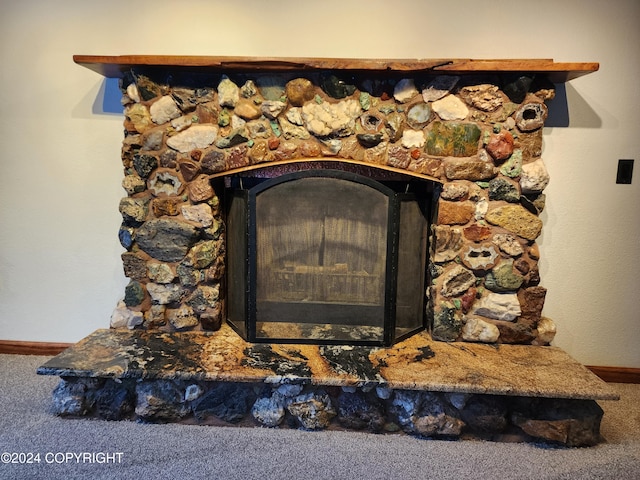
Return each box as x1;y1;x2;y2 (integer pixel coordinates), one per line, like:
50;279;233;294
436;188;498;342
226;169;433;346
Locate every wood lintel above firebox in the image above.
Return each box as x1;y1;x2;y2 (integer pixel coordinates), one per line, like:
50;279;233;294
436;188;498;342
73;55;599;83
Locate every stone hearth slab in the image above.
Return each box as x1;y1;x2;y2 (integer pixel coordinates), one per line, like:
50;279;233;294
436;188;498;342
37;324;617;401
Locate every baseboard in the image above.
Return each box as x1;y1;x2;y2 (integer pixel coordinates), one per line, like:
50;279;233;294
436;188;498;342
587;366;640;384
1;339;638;383
0;340;72;356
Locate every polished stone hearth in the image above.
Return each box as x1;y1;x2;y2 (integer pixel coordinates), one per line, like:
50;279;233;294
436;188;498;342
38;325;617;446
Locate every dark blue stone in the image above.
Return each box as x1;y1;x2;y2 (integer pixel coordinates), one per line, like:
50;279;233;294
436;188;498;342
118;225;135;249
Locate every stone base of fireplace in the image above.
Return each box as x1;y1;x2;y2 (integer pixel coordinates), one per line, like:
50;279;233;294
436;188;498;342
37;325;618;447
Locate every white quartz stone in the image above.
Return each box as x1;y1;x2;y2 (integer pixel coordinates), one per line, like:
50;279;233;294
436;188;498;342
150;95;182;124
231;115;246;130
401;129;425;148
520;158;550;193
261;100;287;120
301;99;361;137
286;107;304;126
149;171;182;196
462;317;500;343
110;301;144;329
126;83;140;103
472;293;521;321
432;94;469;121
166;125;218;152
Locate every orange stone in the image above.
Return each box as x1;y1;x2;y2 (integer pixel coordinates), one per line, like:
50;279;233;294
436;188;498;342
437;200;475;225
463;224;493;242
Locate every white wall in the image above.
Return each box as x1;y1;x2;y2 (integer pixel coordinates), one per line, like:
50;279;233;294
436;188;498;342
1;0;638;368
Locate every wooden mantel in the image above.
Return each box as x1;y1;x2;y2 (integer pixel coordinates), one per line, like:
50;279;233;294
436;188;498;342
74;55;598;83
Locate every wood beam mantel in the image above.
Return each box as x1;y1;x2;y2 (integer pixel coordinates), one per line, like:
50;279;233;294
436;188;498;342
73;55;599;83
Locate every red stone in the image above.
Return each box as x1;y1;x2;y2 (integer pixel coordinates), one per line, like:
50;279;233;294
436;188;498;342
226;145;249;170
517;286;547;323
268;136;280;150
460;287;477;313
486;130;514;161
179;160;201;182
411;148;421;159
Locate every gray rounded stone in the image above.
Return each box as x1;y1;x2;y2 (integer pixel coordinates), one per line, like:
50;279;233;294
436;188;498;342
136;219;199;262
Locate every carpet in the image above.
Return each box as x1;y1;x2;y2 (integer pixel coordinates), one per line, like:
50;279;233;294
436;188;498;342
1;354;638;480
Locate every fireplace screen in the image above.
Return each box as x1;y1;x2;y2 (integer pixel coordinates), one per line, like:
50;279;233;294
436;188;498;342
226;169;430;346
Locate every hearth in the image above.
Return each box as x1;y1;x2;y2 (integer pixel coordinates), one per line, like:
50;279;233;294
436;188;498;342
226;168;433;345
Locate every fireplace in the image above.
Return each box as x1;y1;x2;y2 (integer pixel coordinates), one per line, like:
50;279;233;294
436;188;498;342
37;56;620;447
226;168;432;345
97;56;602;348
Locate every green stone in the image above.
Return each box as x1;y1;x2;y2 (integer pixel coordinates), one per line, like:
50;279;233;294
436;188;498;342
500;149;523;178
270;120;281;137
485;260;524;292
359;92;371;111
320;75;356;99
426;122;482;157
489;177;520;203
124;280;145;307
187;240;220;269
379;105;395;115
218;109;230;127
432;303;463;341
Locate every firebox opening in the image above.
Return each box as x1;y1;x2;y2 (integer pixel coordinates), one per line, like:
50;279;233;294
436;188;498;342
225;167;435;346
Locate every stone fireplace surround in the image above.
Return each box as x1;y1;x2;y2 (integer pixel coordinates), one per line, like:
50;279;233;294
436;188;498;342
37;56;618;446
